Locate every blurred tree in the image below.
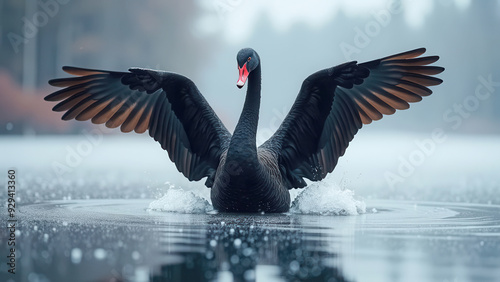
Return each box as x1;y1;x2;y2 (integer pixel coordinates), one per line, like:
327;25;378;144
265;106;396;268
0;0;220;134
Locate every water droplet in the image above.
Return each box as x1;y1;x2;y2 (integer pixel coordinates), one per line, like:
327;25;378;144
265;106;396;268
289;260;300;273
244;269;255;280
233;238;242;248
71;248;82;264
132;251;141;260
134;266;149;282
230;254;239;264
94;248;107;260
205;250;214;259
242;248;253;257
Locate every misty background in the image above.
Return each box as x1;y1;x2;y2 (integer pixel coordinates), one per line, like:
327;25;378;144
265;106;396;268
1;0;499;138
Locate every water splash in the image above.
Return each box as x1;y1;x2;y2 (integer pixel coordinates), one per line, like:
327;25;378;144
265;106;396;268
149;181;364;215
290;181;365;215
148;187;211;214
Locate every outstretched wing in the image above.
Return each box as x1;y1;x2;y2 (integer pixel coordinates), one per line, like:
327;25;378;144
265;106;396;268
45;66;232;186
260;48;444;189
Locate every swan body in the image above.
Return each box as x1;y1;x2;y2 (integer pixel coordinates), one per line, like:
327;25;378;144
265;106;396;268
45;47;444;213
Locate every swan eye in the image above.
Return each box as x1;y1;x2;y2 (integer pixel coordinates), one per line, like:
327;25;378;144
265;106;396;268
247;57;251;62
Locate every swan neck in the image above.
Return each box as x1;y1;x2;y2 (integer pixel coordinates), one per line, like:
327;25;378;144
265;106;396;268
228;64;261;162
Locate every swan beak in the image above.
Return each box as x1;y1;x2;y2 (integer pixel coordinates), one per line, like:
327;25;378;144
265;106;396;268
237;63;249;89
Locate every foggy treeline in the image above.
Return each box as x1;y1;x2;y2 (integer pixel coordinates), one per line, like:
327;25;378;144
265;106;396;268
1;0;499;135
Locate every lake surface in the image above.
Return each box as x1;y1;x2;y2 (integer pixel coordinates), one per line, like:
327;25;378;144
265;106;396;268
1;133;499;281
3;199;500;282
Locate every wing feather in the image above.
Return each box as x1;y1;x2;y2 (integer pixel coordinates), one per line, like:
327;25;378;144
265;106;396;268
260;48;444;188
46;67;231;184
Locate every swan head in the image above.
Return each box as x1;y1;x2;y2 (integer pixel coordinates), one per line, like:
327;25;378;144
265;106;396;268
236;48;260;88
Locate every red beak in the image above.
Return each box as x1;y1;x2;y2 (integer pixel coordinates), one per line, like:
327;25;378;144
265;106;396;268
237;63;249;88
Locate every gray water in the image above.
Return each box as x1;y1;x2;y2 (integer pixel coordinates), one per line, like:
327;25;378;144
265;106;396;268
1;133;500;281
3;199;500;282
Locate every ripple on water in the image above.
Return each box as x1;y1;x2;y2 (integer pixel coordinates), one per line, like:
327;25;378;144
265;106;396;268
19;199;500;236
16;199;500;282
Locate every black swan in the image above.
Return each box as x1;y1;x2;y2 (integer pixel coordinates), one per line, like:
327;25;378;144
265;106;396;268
45;48;444;213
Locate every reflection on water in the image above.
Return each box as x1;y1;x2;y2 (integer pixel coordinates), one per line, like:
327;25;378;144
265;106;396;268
153;215;349;282
2;199;500;282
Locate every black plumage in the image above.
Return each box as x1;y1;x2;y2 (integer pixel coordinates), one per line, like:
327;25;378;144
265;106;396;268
45;48;444;213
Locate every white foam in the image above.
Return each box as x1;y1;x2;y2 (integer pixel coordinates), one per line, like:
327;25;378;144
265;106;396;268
290;181;366;216
148;187;211;214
